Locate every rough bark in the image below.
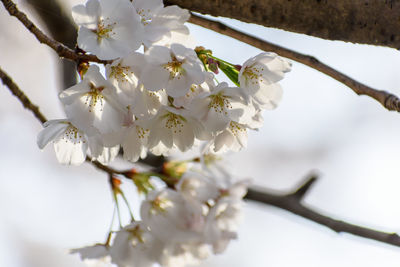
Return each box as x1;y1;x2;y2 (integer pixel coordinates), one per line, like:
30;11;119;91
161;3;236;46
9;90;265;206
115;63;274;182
165;0;400;49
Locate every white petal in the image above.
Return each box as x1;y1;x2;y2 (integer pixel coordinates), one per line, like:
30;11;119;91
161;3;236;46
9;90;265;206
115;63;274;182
122;126;147;162
94;145;120;165
37;120;69;149
173;122;195;152
204;107;231;132
140;65;170;92
54;126;88;165
253;83;283;109
165;74;192;97
213;130;234;152
70;244;109;260
71;2;98;28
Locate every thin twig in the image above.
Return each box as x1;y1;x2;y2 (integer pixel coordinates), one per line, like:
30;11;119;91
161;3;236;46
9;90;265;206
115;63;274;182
189;13;400;112
2;66;400;248
0;0;108;64
246;176;400;248
97;157;400;248
87;156;124;175
0;67;47;123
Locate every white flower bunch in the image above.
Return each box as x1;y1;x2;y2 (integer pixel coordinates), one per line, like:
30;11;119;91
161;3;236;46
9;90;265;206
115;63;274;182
36;0;291;165
35;0;290;265
72;164;249;267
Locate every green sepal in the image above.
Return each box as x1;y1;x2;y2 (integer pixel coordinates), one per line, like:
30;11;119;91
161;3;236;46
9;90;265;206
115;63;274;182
218;61;240;86
131;173;154;194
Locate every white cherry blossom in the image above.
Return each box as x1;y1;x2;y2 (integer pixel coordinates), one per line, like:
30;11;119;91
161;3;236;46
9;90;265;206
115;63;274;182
110;222;157;267
59;65;124;136
239;52;291;96
106;52;145;97
72;0;144;60
176;172;219;203
120;108;149;162
191;82;250;132
213;121;248;152
158;242;210;267
37;119;88;165
140;189;205;244
87;134;120;165
144;106;207;152
130;86;168;119
140;44;205;97
173;72;213;109
251;82;284;110
132;0;190;47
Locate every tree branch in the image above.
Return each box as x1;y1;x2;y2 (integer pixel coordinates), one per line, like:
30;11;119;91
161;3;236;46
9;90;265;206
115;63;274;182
0;0;108;64
165;0;400;49
246;176;400;247
0;67;47;124
189;14;400;112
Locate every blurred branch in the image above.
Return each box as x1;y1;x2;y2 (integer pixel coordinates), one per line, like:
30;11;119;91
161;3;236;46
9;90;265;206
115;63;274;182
0;67;47;123
166;0;400;49
246;176;400;248
24;0;78;88
0;0;108;64
189;14;400;113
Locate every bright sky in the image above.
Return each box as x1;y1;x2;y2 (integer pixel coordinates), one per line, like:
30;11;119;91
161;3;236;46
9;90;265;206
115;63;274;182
1;1;400;267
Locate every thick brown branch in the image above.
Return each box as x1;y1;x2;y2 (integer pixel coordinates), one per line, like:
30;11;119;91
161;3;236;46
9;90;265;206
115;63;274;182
0;67;47;123
245;177;400;248
3;67;400;249
189;14;400;112
166;0;400;49
1;0;107;64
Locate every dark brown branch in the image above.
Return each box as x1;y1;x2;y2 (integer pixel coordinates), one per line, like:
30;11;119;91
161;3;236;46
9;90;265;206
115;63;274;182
245;176;400;248
165;0;400;49
189;14;400;112
0;67;47;124
2;66;400;249
1;0;108;64
290;174;318;200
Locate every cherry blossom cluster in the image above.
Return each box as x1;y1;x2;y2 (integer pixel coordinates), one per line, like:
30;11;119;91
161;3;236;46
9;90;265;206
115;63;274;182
34;0;290;265
73;165;248;267
36;0;291;166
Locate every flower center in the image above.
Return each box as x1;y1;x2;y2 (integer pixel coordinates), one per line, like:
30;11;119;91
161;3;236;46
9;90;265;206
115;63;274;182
229;121;246;136
137;8;152;25
209;94;232;115
243;66;264;85
110;64;133;83
127;225;145;245
62;125;85;144
163;113;185;133
94;18;116;42
163;56;184;80
150;196;173;214
85;82;105;112
136;125;149;139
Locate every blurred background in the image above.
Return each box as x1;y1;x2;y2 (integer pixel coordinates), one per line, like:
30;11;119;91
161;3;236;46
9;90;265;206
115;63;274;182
1;0;400;266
